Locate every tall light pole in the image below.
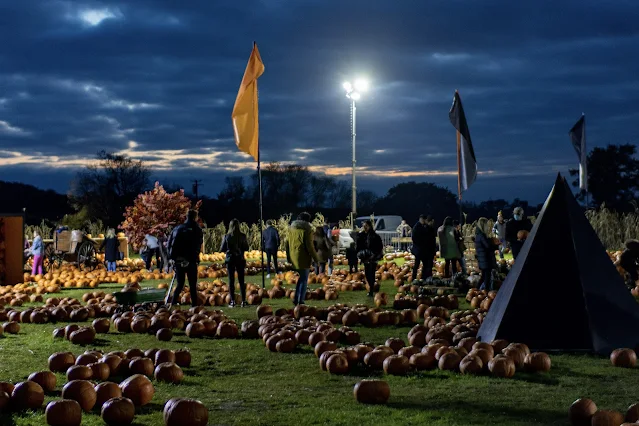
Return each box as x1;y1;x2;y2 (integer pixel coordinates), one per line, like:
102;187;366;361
343;78;368;229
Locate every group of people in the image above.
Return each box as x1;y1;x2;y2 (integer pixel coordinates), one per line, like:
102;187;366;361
283;213;384;305
407;207;533;291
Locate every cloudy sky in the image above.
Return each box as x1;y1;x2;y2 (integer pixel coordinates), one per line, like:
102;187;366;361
1;0;638;203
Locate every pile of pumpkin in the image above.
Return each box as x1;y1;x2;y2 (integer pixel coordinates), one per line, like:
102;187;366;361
250;304;550;382
326;269;367;291
569;398;639;426
15;266;158;292
108;306;241;340
0;296;115;338
466;288;498;311
1;347;200;426
200;249;287;263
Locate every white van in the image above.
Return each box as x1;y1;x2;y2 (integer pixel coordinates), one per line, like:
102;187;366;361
354;215;404;233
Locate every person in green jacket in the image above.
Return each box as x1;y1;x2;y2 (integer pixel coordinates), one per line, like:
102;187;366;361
285;212;320;305
438;216;462;277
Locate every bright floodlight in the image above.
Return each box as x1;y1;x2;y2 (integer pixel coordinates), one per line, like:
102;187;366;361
343;81;352;92
354;79;369;92
350;92;361;101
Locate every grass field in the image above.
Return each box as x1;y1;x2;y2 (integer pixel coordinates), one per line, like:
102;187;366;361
0;268;632;426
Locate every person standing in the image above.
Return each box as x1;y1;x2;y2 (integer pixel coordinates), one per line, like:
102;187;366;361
475;217;499;291
492;211;508;259
30;230;45;275
221;219;250;307
144;233;162;271
263;220;280;278
505;207;533;260
396;219;412;251
411;215;435;281
356;220;384;297
100;228;119;272
438;217;461;278
285;212;320;306
313;226;333;275
453;220;467;275
167;210;203;307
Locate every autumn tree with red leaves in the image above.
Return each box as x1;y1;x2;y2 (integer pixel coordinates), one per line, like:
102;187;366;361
121;182;202;249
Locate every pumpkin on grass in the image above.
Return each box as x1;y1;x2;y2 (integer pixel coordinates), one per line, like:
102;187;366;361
11;381;44;410
27;371;56;393
164;398;208;426
524;352;551;373
488;356;516;378
154;363;184;384
102;397;135;426
45;399;82;426
353;380;390;405
62;380;96;412
174;350;192;368
49;352;76;373
95;382;122;408
120;374;154;406
610;348;636;368
591;410;624;426
568;398;597;426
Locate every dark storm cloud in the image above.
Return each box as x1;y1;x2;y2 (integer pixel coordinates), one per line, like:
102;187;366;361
1;0;638;202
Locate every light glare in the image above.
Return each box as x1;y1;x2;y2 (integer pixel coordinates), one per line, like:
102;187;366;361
350;92;361;101
343;82;352;92
354;79;369;92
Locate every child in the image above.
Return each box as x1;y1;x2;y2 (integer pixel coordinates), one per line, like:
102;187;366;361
346;242;358;273
619;239;639;287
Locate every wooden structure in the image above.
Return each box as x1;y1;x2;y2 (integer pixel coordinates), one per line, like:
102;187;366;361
44;230;100;271
0;214;25;286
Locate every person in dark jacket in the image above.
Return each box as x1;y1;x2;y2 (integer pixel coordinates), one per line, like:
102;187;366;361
356;220;384;297
475;217;499;291
263;220;280;278
619;239;639;287
221;218;250;307
100;228;119;272
346;241;358;273
313;226;334;275
453;220;467;275
505;207;533;260
411;214;437;281
167;210;204;307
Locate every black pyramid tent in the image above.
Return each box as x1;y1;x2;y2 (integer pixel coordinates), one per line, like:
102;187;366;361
477;174;639;354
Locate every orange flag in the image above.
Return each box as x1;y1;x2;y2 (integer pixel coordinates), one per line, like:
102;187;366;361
232;43;265;161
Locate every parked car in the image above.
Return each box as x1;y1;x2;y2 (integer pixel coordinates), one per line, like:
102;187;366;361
338;229;355;253
354;215;403;233
354;215;404;251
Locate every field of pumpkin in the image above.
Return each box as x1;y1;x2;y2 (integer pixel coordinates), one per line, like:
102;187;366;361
1;251;639;425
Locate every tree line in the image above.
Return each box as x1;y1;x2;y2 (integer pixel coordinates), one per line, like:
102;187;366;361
2;144;637;229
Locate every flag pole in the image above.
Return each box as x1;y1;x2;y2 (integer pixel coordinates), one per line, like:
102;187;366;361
258;138;265;289
254;41;265;290
456;129;463;224
583;112;589;209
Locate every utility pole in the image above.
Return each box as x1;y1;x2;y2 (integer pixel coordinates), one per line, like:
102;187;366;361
191;180;203;201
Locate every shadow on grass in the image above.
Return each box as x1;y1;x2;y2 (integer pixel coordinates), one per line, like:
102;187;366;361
136;402;165;415
387;399;565;424
509;372;560;386
550;365;609;381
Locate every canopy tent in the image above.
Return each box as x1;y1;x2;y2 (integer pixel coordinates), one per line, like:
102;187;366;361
477;174;639;354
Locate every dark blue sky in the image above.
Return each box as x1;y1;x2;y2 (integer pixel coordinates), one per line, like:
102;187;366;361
1;0;638;204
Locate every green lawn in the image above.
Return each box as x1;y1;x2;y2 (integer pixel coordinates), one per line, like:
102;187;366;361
0;268;631;425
